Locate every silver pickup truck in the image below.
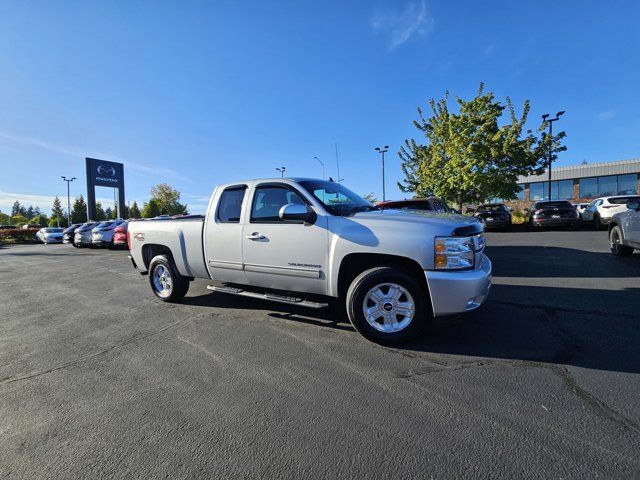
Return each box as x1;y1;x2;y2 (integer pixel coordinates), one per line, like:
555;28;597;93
128;178;491;344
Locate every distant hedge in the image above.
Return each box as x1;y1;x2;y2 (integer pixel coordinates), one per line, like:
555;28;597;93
0;228;39;244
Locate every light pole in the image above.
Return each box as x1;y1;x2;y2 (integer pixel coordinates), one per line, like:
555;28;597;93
61;176;76;227
313;156;324;180
541;111;565;200
374;145;389;201
276;166;286;178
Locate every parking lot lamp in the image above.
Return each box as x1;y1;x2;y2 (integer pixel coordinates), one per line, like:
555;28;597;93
541;111;565;200
276;166;286;178
61;176;76;227
374;146;389;201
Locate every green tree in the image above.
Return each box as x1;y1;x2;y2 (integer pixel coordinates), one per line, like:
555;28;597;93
398;83;566;210
104;207;113;219
95;202;106;221
129;201;141;219
0;211;10;225
141;199;161;218
149;183;188;215
52;196;65;219
11;201;26;217
11;215;28;226
363;193;378;204
29;214;49;226
71;195;88;224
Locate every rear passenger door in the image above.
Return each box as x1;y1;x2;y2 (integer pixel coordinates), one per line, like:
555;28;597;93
204;185;249;284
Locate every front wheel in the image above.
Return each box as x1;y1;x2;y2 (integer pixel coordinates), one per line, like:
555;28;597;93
346;267;428;345
610;226;634;257
148;255;190;302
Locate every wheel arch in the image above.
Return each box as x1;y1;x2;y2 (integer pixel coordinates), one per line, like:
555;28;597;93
336;253;429;302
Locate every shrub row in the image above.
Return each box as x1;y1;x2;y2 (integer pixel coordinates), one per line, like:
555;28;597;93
0;228;40;244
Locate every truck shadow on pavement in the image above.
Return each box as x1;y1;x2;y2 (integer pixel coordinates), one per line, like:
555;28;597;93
183;281;640;375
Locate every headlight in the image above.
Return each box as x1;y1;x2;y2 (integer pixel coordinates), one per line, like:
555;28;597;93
434;236;476;270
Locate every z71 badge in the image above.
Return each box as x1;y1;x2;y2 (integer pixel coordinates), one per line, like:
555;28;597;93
133;232;145;241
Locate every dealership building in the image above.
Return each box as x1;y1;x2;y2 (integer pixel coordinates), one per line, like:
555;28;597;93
511;158;640;207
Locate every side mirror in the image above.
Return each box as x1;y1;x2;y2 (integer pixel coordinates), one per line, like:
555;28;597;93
279;203;317;224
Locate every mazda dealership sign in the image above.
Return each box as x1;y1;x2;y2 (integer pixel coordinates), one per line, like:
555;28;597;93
85;157;125;220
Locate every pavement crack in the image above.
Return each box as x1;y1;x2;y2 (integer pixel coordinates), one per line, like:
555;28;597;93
0;319;187;386
492;299;636;320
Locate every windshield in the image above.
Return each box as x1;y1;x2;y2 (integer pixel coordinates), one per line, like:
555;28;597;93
299;180;375;216
44;228;63;233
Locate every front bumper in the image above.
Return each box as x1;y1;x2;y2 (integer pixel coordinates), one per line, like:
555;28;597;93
74;235;93;245
425;254;492;316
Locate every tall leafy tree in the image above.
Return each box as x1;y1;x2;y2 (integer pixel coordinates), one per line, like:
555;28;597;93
25;206;35;219
149;183;188;215
0;211;10;225
71;195;88;224
11;201;25;217
398;84;566;209
129;201;141;219
141;199;161;218
104;207;113;219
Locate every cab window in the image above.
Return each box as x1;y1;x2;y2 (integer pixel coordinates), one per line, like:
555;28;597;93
217;186;246;223
250;185;306;223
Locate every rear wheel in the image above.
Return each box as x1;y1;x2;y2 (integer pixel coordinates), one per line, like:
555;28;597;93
346;267;428;345
610;226;634;257
149;255;190;302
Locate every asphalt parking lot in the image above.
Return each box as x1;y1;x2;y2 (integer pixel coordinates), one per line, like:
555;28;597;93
1;230;639;479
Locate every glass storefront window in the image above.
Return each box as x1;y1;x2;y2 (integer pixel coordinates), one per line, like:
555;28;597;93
557;180;573;199
617;174;638;195
516;184;525;200
580;178;597;198
597;176;617;196
530;182;545;201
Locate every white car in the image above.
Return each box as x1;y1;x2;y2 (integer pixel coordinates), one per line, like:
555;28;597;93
581;195;640;229
35;227;64;244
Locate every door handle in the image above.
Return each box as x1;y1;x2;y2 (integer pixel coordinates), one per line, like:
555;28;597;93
245;232;266;241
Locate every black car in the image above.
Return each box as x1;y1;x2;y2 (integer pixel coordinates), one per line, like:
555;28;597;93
474;203;512;229
529;200;579;229
62;223;83;244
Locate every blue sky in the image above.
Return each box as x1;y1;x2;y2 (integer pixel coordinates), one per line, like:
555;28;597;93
0;0;638;214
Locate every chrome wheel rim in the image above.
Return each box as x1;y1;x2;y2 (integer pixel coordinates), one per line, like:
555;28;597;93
362;283;415;333
152;265;172;297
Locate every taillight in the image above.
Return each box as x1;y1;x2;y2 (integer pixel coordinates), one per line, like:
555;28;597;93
126;230;131;250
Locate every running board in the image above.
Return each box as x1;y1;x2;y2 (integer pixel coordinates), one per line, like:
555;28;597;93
206;284;329;309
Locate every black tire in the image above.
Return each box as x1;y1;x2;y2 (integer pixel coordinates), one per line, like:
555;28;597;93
346;267;428;345
148;254;190;302
610;226;634;257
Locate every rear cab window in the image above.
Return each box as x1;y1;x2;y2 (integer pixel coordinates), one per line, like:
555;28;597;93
217;186;247;223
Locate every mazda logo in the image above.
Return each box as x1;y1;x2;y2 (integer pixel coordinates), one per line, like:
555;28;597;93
97;165;116;177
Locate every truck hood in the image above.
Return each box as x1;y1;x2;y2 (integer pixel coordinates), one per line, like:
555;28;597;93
350;208;481;234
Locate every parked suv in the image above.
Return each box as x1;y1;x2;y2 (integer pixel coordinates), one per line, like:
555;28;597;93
73;222;99;247
91;220;125;247
528;200;579;229
582;195;640;230
608;200;640;256
473;204;512;230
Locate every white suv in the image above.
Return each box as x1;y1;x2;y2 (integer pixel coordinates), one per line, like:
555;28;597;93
582;195;640;229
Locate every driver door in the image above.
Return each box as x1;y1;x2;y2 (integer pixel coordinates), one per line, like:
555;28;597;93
242;182;329;295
